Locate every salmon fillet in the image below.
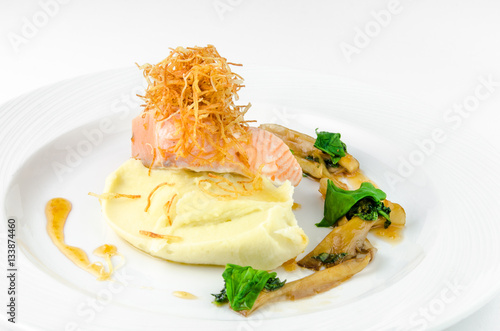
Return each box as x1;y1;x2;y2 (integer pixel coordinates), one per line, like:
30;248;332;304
131;112;302;186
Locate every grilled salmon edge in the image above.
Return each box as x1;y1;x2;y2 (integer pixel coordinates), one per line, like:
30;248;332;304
131;113;302;186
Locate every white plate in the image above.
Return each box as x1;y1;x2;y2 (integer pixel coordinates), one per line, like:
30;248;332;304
1;67;499;331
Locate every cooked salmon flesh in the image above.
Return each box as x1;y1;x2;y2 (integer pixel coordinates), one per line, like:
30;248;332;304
131;112;302;186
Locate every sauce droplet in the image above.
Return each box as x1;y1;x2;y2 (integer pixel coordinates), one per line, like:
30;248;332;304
45;198;118;280
281;258;297;272
173;291;197;300
371;225;404;242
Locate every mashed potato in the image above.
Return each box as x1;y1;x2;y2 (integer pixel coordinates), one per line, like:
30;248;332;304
101;159;308;270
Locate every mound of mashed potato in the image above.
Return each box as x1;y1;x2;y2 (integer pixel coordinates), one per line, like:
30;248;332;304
101;159;308;270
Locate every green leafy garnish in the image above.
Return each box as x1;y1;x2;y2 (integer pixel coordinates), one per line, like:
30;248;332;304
305;155;319;162
312;252;347;265
314;130;347;165
212;264;286;311
324;157;339;168
316;181;390;227
346;197;391;224
211;287;228;305
384;219;391;229
264;276;286;291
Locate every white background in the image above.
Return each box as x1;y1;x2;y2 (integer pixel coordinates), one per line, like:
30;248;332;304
1;0;499;330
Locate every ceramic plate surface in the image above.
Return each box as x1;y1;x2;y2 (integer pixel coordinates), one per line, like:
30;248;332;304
1;67;499;331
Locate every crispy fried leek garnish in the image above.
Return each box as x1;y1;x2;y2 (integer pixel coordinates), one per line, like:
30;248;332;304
144;182;175;212
148;147;157;176
138;230;182;242
88;192;141;200
163;193;178;226
138;45;253;170
198;172;263;200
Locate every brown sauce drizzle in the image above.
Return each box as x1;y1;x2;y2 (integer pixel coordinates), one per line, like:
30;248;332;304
45;198;118;280
371;225;404;242
281;258;297;272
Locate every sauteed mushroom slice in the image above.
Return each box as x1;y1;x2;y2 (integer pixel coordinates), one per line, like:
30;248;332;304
259;124;359;178
237;241;375;317
297;217;374;270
